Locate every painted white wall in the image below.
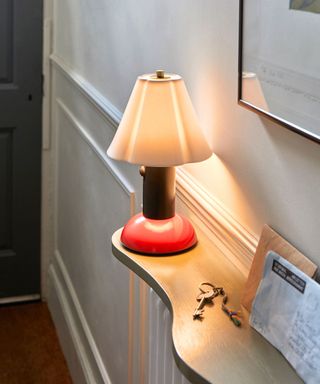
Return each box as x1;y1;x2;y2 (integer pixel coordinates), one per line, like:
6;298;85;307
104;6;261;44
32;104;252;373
53;0;320;265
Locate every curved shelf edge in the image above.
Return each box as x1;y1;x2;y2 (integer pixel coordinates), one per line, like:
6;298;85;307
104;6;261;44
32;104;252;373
111;228;302;384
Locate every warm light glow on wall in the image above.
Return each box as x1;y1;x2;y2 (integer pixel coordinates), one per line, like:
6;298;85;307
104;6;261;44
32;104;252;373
182;154;259;232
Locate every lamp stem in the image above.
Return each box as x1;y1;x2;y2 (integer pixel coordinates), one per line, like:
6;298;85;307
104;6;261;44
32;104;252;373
141;167;176;220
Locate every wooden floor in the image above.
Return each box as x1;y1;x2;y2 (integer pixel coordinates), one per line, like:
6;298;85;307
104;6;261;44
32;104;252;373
0;302;72;384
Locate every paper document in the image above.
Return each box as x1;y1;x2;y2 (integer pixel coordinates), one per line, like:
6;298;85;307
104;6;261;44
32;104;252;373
250;251;320;384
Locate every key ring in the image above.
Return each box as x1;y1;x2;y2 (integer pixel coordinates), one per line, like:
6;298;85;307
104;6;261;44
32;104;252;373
198;282;215;292
197;282;241;327
199;282;224;295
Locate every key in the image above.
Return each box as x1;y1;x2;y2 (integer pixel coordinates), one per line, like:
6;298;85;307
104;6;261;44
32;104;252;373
193;289;215;319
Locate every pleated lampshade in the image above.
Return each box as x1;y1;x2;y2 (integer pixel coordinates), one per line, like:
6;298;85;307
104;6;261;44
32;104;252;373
107;71;211;167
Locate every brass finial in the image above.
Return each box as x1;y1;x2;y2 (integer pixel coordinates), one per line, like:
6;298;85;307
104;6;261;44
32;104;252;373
156;70;165;79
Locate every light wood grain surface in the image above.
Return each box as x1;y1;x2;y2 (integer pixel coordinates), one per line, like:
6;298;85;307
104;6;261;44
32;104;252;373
242;225;318;312
112;227;303;384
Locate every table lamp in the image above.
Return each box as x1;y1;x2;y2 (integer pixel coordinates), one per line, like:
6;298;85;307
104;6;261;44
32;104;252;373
107;70;211;255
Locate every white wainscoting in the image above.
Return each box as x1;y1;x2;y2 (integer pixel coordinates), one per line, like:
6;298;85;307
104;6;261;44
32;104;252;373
50;75;139;383
48;54;257;384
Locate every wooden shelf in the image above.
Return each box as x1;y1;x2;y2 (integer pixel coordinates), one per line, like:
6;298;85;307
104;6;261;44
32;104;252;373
111;227;302;384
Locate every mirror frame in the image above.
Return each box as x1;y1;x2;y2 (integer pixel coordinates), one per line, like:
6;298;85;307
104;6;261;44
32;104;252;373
238;0;320;144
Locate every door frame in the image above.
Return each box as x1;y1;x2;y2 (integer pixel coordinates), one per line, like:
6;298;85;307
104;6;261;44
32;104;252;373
41;0;53;300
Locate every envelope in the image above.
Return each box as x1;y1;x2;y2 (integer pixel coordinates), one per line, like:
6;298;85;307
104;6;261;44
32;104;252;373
250;251;320;384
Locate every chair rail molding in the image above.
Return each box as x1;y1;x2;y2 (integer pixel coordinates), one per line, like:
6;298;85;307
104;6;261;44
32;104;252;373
50;53;258;274
176;168;258;275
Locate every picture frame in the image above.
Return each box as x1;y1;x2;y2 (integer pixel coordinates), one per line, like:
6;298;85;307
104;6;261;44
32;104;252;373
238;0;320;144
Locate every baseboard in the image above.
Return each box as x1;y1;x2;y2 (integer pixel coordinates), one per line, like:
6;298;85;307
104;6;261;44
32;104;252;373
50;54;258;273
48;250;112;384
0;294;41;305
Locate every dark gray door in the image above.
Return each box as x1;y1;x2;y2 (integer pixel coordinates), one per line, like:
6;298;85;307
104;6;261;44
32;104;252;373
0;0;42;300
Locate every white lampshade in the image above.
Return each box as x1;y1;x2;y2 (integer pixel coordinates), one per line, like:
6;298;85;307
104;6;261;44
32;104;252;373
107;72;212;167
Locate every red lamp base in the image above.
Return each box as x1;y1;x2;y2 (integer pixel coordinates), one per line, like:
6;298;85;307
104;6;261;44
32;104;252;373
121;213;197;255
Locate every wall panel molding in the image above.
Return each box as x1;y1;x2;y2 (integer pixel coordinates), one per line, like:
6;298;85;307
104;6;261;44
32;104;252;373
51;54;122;130
49;250;112;384
56;98;135;211
51;54;257;273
